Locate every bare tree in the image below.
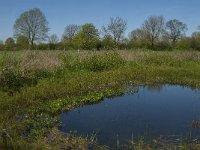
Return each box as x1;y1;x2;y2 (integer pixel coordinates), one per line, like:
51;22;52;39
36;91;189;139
166;19;187;46
142;16;165;48
49;34;59;44
14;8;49;47
103;17;127;45
62;24;80;42
129;28;145;41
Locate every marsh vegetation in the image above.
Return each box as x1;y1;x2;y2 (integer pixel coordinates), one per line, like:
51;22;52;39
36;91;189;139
1;49;200;149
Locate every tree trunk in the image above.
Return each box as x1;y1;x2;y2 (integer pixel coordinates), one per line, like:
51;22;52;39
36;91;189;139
151;38;154;49
172;38;176;48
31;39;34;50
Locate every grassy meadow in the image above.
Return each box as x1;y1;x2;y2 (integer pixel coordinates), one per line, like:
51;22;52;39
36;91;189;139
1;49;200;149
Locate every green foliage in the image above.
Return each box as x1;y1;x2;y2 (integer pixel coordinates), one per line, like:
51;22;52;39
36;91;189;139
176;37;192;50
155;41;172;51
0;52;53;93
16;36;29;50
22;86;125;138
0;41;4;51
191;32;200;51
101;36;115;50
5;37;15;51
129;39;151;49
82;52;125;71
144;55;177;66
2;50;200;149
63;52;125;72
0;67;22;92
73;23;99;50
36;43;49;50
48;43;57;50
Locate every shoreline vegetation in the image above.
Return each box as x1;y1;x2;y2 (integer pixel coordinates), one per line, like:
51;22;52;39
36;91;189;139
1;49;200;149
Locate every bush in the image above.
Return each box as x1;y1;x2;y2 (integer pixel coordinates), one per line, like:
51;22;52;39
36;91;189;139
63;52;125;72
36;43;49;50
0;53;51;93
5;37;15;51
155;41;172;51
0;44;4;51
0;67;37;93
176;38;192;50
82;52;125;71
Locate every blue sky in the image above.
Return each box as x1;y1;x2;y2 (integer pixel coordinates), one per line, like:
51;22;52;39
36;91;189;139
0;0;200;41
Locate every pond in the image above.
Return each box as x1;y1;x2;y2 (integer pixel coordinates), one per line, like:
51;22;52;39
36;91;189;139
59;85;200;147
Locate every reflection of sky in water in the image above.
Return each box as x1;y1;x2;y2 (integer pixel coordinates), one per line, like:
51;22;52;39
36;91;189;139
59;85;200;147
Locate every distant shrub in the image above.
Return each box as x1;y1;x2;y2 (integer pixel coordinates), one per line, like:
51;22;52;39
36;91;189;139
176;38;192;50
155;41;172;51
37;43;49;50
82;52;125;71
5;37;16;51
0;43;4;51
63;52;125;72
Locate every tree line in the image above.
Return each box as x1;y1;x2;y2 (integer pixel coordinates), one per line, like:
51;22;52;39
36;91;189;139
1;8;200;51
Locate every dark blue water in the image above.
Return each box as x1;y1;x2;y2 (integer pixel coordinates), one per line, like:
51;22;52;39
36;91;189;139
59;85;200;147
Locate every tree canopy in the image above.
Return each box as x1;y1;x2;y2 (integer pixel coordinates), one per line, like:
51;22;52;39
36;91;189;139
14;8;49;47
166;19;188;46
103;17;127;46
73;24;99;50
142;16;165;49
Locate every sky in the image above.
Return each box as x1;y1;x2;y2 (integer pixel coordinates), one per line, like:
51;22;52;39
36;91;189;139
0;0;200;41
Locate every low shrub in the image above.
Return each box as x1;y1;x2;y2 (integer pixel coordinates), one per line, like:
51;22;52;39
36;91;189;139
0;67;37;93
63;52;125;72
82;52;125;71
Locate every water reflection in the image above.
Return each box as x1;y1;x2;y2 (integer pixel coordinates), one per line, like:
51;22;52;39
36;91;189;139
59;85;200;147
146;84;164;92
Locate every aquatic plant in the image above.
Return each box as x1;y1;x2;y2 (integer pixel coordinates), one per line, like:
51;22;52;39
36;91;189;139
1;50;200;149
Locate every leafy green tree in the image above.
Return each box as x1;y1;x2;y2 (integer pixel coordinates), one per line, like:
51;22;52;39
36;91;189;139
191;32;200;50
14;8;49;47
101;35;115;50
16;36;29;50
73;24;99;50
5;37;15;50
176;37;191;50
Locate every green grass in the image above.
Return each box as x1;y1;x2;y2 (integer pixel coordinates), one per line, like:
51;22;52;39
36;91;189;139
1;49;200;149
